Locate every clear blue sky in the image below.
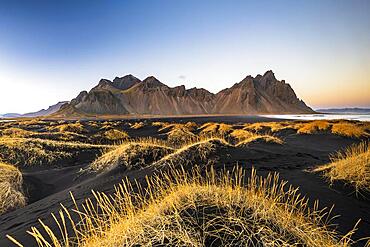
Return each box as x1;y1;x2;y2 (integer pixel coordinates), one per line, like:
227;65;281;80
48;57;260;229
0;0;369;113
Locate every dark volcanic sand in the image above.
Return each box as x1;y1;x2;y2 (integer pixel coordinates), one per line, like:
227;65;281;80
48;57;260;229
0;116;369;246
75;115;289;124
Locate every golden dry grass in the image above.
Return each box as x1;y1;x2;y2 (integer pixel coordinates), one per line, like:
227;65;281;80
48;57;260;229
99;121;115;130
229;129;283;146
331;122;368;138
48;122;86;134
183;121;198;130
151;121;163;127
18;119;48;126
314;142;370;192
153;121;197;132
130;122;145;129
154;137;230;168
0;126;89;142
86;121;100;129
243;120;369;138
91;130;283;174
229;129;255;141
0;138;110;166
167;128;196;145
296;120;330;134
32;131;89;142
236;134;284;146
12;166;356;246
90;139;174;172
153;122;198;145
199;122;233;135
0;127;35;138
100;129;129;141
243;122;292;133
12;119;50;130
0;162;26;215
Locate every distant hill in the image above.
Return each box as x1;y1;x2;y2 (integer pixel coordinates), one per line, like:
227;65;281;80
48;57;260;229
54;70;314;117
1;113;22;118
2;101;68;118
317;108;370;114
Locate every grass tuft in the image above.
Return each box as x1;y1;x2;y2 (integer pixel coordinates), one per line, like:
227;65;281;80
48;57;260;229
199;123;233;135
229;129;283;146
243;120;369;138
0;162;26;215
229;129;255;141
130;122;145;130
296;120;330;134
90;139;174;172
236;134;284;146
0;138;110;166
0;128;35;138
100;129;129;141
314;142;370;192
154;137;230;168
331;122;368;138
244;122;292;133
11;166;356;246
48;122;86;134
154;122;198;145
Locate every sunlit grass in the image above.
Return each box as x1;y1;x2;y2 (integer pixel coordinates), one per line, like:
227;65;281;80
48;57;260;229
314;142;370;192
153;122;198;145
48;122;86;134
229;129;283;146
130;122;145;129
199;122;233;135
243;122;292;133
229;129;255;141
100;129;129;141
32;131;89;142
0;126;89;142
0;127;35;138
243;120;369;138
331;122;368;138
10;166;357;246
296;120;330;134
154;137;230;168
0;162;26;215
90;138;174;172
236;134;284;146
0;137;111;166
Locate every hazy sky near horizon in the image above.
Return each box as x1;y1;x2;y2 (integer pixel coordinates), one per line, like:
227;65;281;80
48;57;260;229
0;0;369;113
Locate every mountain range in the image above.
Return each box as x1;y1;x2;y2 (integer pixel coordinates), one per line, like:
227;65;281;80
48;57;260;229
54;70;313;117
316;108;370;114
1;102;68;118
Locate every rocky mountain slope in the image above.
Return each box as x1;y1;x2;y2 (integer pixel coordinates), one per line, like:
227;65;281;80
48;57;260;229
55;71;314;116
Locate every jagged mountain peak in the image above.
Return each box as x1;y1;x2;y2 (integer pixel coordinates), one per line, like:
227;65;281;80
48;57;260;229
113;74;137;81
262;70;276;80
141;76;166;88
112;74;141;90
96;79;112;88
54;71;314;116
143;76;160;83
93;74;142;91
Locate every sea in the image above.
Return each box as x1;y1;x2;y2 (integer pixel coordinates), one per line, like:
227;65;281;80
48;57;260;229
261;114;370;122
